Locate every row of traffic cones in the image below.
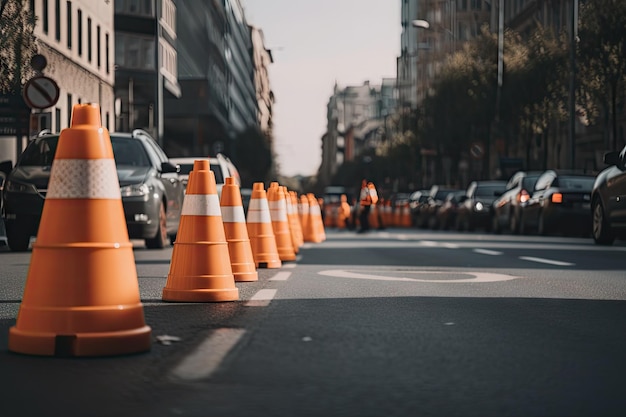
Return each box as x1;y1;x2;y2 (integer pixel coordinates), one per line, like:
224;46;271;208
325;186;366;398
8;103;326;357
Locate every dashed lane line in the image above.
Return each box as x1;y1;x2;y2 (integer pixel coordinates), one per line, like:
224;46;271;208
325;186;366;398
519;256;575;266
474;248;503;256
270;271;292;281
244;289;278;307
171;328;246;381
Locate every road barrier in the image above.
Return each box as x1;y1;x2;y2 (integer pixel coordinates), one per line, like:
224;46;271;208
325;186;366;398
268;182;296;262
246;182;281;268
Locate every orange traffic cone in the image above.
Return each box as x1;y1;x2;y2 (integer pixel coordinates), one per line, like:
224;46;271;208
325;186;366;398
299;194;311;241
268;182;296;262
282;186;300;254
304;193;324;243
220;177;258;282
290;191;304;249
8;103;151;357
247;182;282;268
162;160;239;302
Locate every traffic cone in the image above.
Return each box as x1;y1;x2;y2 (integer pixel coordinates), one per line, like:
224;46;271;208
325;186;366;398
247;182;282;268
220;177;258;282
8;103;151;357
268;182;296;262
290;191;304;249
282;186;300;253
162;160;239;302
304;193;324;243
299;194;310;241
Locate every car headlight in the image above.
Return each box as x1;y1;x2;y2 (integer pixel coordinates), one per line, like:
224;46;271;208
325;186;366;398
474;202;485;211
120;183;150;197
5;179;38;194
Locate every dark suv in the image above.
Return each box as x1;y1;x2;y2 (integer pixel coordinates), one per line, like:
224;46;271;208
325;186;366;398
0;129;184;251
591;145;626;245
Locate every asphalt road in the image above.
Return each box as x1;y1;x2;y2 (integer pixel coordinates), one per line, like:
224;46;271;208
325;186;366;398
1;229;625;417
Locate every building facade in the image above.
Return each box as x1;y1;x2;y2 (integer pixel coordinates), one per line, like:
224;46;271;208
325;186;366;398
114;0;181;148
33;0;115;132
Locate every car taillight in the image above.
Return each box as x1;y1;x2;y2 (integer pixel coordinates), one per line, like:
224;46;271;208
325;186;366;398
551;193;563;203
518;190;530;203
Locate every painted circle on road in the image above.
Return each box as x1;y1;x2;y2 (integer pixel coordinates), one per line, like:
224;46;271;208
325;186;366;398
318;269;520;283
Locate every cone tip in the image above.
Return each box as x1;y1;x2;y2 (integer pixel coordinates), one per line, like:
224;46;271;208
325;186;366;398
194;159;210;171
253;182;265;191
225;177;235;185
70;103;102;128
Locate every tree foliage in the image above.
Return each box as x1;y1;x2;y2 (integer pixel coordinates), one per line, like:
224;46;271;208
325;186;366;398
0;0;37;94
577;0;626;149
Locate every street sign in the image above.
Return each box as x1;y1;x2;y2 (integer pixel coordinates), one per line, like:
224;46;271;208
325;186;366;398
23;76;60;109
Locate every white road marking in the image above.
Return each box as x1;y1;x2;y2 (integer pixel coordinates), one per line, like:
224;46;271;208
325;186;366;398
171;328;246;381
474;248;502;256
443;243;460;249
318;269;520;283
270;271;292;281
282;263;297;269
519;256;574;266
245;289;278;306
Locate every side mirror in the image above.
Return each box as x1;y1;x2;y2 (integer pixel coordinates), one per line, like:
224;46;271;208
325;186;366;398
161;161;179;174
603;151;620;167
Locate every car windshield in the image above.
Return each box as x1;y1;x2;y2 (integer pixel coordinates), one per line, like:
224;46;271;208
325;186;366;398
111;137;151;167
177;163;195;176
19;137;59;167
522;176;540;190
554;176;595;190
475;185;505;197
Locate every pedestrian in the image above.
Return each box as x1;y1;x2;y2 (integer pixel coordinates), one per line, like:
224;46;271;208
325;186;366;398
358;179;378;233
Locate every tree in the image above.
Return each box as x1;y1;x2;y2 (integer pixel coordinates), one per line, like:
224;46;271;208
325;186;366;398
0;0;37;94
577;0;626;150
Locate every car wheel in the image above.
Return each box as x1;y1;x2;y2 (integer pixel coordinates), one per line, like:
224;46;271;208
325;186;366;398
6;221;33;252
592;199;615;245
519;213;528;235
145;202;168;249
491;214;500;234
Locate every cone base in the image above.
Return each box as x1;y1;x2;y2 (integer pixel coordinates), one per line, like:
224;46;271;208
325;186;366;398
8;325;152;357
162;287;239;302
233;270;259;282
257;259;282;268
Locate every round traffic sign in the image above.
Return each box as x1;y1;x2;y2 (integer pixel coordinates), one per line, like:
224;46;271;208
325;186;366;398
23;76;60;109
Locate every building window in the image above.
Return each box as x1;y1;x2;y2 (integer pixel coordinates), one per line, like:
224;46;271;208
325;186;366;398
43;0;49;33
66;1;72;49
115;32;155;70
105;33;110;73
87;17;92;62
67;93;72;126
55;0;60;41
97;25;101;68
105;112;110;131
115;0;154;17
55;108;61;132
77;9;82;56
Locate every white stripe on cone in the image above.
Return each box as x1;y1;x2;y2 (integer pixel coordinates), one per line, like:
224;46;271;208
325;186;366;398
247;198;272;223
47;159;121;199
181;194;222;216
221;206;246;223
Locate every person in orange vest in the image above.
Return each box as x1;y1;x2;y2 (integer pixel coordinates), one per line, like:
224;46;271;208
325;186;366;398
358;179;378;233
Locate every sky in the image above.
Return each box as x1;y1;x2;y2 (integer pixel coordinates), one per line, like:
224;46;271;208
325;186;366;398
241;0;401;177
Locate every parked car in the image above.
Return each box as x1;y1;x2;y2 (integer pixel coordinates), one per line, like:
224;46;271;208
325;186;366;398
590;145;626;245
0;129;184;251
492;170;543;234
456;180;507;232
408;189;430;227
436;190;467;230
417;185;459;228
170;153;241;196
519;170;595;236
